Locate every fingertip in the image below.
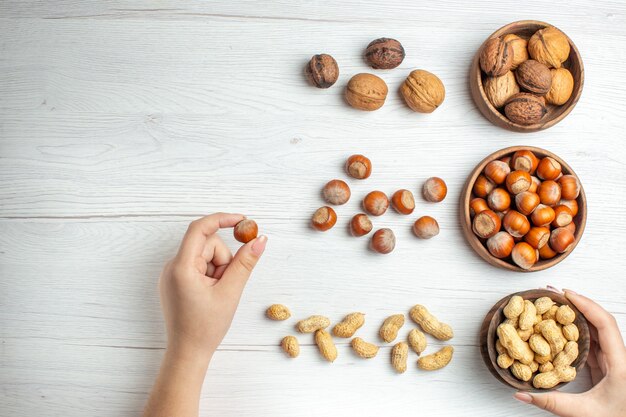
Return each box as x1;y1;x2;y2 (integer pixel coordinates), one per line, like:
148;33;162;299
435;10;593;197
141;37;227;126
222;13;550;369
251;235;267;256
514;392;533;404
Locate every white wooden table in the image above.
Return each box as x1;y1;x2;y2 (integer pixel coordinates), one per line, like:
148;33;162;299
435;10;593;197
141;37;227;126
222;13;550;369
1;2;625;416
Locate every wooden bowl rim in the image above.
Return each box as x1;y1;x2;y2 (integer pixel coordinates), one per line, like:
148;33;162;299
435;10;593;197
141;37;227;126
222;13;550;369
480;289;590;391
470;20;585;132
460;146;587;272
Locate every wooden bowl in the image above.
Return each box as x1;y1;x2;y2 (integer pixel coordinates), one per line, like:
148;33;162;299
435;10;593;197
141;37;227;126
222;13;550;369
470;20;584;132
460;146;586;272
480;289;590;391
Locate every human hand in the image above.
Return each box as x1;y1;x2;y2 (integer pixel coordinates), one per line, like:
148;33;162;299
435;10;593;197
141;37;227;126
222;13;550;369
514;290;626;417
159;213;267;364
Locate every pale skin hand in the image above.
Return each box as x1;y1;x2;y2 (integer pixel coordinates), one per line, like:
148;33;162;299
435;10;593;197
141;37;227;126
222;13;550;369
514;289;626;417
142;213;267;417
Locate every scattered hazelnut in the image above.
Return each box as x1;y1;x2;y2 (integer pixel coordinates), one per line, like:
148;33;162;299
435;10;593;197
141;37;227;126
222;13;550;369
473;175;495;198
515;191;540;216
531;204;556;227
345;73;388;111
511;150;540;174
484;71;520;109
473;209;501;239
305;54;339;89
536;157;562;181
487;188;511;212
365;37;405;69
537;180;562;206
345;154;372;179
511;242;537;270
506;171;532;195
371;228;396;254
546;68;574;105
538;242;558;260
515;60;552;95
504;93;547;125
552;205;574;228
550;227;575;253
524;226;551;249
311;206;337;231
528;27;570;69
400;69;445;113
391;189;416;215
470;198;489;217
322;179;351;205
350;213;373;237
413;216;440;239
558;175;581;200
559;199;579;217
503;210;531;238
502;34;529;70
484;160;512;185
479;37;514;77
487;231;515;258
233;219;259;243
363;191;389;216
423;177;448;202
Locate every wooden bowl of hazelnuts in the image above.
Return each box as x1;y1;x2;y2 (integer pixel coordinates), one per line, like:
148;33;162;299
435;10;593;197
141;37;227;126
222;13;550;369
470;20;584;132
460;146;586;272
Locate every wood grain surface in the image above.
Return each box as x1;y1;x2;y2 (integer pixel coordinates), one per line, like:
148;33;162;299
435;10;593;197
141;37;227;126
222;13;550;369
1;2;625;416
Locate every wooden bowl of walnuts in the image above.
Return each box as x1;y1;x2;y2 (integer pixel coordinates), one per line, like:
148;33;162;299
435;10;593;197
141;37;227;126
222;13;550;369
460;146;586;272
470;20;584;132
480;289;590;391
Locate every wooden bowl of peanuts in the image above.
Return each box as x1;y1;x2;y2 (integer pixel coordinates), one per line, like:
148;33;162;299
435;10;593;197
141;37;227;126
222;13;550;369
480;289;590;391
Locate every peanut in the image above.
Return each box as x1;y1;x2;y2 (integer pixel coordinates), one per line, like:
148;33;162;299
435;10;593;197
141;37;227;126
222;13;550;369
408;329;427;355
562;323;580;342
538;319;566;355
314;329;337;362
266;304;291;321
281;336;300;358
497;323;534;365
391;342;409;373
503;295;524;319
333;312;365;338
556;305;576;325
350;337;379;359
519;300;537;330
379;314;405;343
409;305;454;341
534;297;555;315
535;353;553;365
296;315;330;333
417;345;454;371
530;360;539;373
535;314;543;325
533;366;576;389
529;333;551;356
518;327;533;342
511;361;533;381
495;339;508;355
539;361;554;373
543;305;558;321
553;341;579;368
504;317;519;328
497;353;514;369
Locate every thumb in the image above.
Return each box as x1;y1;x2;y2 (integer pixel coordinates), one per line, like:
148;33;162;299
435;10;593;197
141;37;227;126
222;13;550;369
219;235;267;294
514;391;584;417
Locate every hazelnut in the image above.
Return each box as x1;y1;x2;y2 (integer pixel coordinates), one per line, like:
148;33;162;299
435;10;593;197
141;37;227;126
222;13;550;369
525;226;551;249
512;242;537;270
500;155;512;166
487;188;511;212
538;242;558;260
479;37;514;77
502;34;529;69
391;189;415;215
400;70;445;113
529;176;541;193
345;73;388;111
515;60;552;95
305;54;339;88
515;191;540;215
484;160;511;185
371;228;396;254
322;179;351;205
413;216;440;239
558;175;581;200
546;68;574;105
473;209;501;239
473;175;495;198
233;219;258;243
423;177;448;202
311;206;337;231
470;198;489;217
363;191;389;216
503;210;531;238
365;37;405;69
536;157;562;180
564;221;576;235
552;205;574;228
487;231;515;258
531;204;556;227
484;71;520;109
511;150;539;174
537;180;561;206
504;93;547;125
506;170;532;195
350;213;373;237
550;227;575;253
345;154;372;179
559;199;579;217
528;27;570;69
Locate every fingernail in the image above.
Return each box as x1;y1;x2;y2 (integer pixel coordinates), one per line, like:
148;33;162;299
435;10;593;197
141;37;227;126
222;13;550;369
251;235;267;256
546;285;562;294
514;392;533;404
563;288;578;295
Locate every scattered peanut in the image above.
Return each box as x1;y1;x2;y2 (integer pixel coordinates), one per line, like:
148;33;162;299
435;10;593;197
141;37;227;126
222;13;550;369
529;333;551;357
379;314;405;343
417;345;454;371
503;295;525;319
314;329;337;362
497;323;535;365
562;323;580;341
533;366;576;389
519;300;537;330
511;361;533;381
408;329;427;355
281;336;300;358
296;315;330;333
556;305;576;325
391;342;409;373
333;312;365;338
409;305;454;341
350;337;379;359
266;304;291;321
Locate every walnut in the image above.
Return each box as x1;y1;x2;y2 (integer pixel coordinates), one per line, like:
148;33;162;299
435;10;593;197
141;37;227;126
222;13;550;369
479;37;514;77
400;69;445;113
305;54;339;88
528;27;570;69
515;60;552;95
345;73;388;111
484;71;520;108
504;93;547;125
546;68;574;105
365;38;405;69
502;34;529;69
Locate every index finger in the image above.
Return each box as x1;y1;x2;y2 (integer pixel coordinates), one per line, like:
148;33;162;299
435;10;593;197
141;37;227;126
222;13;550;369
177;213;244;262
564;289;625;365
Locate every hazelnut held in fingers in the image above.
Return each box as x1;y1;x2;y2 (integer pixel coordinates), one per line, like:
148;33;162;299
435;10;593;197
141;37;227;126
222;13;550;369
234;219;259;243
